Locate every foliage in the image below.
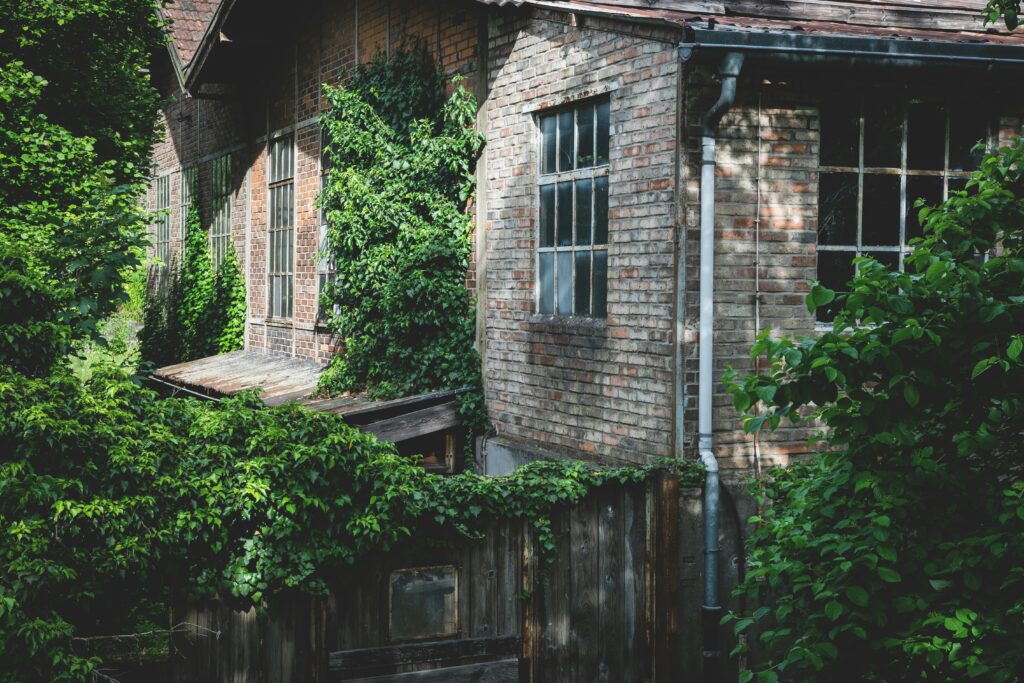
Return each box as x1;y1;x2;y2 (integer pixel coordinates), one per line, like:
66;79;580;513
724;140;1024;681
318;54;485;429
138;200;247;368
0;0;163;376
351;41;445;140
0;365;683;681
986;0;1023;29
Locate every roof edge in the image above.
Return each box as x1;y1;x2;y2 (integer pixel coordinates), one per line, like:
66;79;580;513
182;0;238;94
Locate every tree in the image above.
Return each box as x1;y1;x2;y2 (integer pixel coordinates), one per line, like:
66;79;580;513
0;0;164;375
725;140;1024;680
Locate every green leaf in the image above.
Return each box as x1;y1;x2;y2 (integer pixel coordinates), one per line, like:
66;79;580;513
825;600;843;621
846;586;869;607
877;567;901;583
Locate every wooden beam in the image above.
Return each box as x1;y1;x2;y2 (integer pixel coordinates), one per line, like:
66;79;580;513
329;636;519;674
341;659;518;683
359;401;462;443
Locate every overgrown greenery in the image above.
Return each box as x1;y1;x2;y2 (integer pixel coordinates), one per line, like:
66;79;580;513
317;47;486;429
0;0;163;376
724;140;1024;681
0;364;691;680
138;199;246;368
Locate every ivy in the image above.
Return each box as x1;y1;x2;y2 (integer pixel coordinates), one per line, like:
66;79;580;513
138;199;246;368
0;365;699;680
317;47;486;432
724;139;1024;680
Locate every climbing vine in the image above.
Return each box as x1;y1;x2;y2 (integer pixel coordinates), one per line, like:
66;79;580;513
317;46;486;431
138;198;246;368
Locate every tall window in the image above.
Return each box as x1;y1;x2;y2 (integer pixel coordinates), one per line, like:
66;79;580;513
153;175;170;265
537;99;610;318
817;99;989;320
268;136;294;320
211;155;232;267
317;128;337;325
181;165;197;240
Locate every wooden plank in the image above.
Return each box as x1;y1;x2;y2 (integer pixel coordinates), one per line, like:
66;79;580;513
597;486;625;683
329;636;520;674
495;521;521;637
654;473;681;683
338;388;469;424
360;402;462;443
539;511;572;682
569;494;600;682
622;483;650;683
343;659;519;683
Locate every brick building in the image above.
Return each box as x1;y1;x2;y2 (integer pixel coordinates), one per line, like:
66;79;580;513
149;0;1024;479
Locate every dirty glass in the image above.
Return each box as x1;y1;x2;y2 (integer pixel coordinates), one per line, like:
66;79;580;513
862;174;900;246
818;172;858;246
389;566;457;641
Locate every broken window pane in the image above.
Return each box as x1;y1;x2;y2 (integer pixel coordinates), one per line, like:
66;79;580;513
818;173;858;246
863;101;903;168
908;103;946;170
819;100;859;167
389;566;457;641
862;174;900;246
577;104;595;169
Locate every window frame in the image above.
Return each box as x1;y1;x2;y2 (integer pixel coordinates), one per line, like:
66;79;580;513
267;135;295;321
180;165;197;254
210;155;232;269
387;564;460;643
535;97;611;319
153;174;171;266
816;97;993;323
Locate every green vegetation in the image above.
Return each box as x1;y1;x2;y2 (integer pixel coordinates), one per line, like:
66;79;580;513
138;199;247;368
317;46;486;430
725;140;1024;681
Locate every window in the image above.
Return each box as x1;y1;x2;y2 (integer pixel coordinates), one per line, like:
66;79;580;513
268;136;294;319
537;99;610;317
181;165;197;241
817;99;989;321
211;155;232;268
317;128;337;325
388;565;458;641
153;175;170;265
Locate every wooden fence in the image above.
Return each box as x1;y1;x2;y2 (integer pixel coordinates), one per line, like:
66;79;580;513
165;473;705;682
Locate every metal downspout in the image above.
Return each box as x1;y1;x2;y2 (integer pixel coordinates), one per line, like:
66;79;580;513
698;50;743;683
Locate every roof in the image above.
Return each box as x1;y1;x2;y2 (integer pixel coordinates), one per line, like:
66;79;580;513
147;351;468;448
479;0;1024;45
162;0;221;68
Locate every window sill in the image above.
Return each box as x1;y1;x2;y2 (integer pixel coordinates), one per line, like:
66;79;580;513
525;314;607;336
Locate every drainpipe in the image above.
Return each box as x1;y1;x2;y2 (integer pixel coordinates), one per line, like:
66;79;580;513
697;50;743;683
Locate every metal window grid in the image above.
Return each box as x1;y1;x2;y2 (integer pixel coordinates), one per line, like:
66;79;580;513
154;175;171;266
268;136;295;320
210;155;232;268
536;98;611;318
180;166;197;257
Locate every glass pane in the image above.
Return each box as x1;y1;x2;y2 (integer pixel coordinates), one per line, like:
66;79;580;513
906;175;943;240
818;172;858;246
574;251;591;316
596;100;610;165
949;107;987;171
538;252;554;314
557;181;573;247
593;250;607;318
539;184;555;248
558;110;574;172
862;174;900;246
819;100;859;167
948;176;974;195
575;178;592;246
908;103;946;171
389;566;457;641
863;101;903;168
541;115;557;175
864;251;899;272
593;175;608;245
816;250;855;322
557;251;573;315
577;104;595;169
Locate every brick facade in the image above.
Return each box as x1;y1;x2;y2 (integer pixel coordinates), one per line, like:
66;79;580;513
149;2;1024;475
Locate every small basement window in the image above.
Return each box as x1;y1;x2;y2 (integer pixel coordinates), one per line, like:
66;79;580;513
388;565;458;641
817;99;990;321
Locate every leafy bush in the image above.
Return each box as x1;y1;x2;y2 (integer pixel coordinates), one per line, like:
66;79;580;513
725;140;1024;681
0;0;163;376
318;55;485;427
138;199;246;368
0;365;667;681
351;41;445;140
